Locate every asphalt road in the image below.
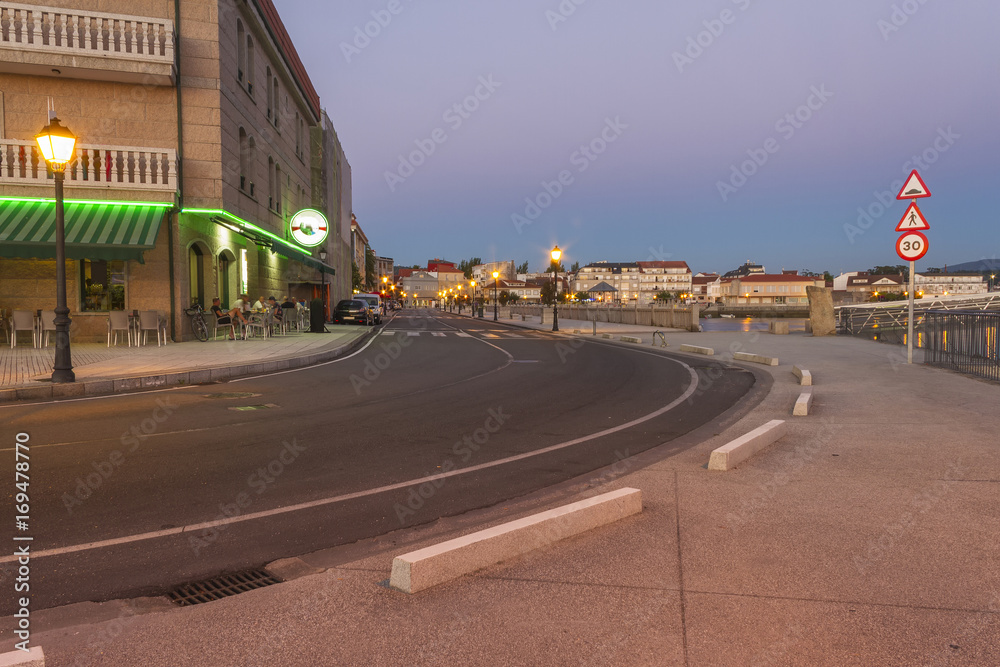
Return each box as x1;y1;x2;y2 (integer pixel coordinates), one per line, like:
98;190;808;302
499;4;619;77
1;310;756;612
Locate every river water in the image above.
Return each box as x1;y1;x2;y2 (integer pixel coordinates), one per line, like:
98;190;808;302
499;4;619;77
699;317;810;333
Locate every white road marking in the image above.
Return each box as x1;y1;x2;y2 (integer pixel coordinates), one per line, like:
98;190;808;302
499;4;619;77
0;350;697;564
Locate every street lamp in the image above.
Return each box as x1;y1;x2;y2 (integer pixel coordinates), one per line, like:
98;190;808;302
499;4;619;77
470;279;477;317
35;116;77;383
551;245;561;332
492;271;499;321
319;247;328;322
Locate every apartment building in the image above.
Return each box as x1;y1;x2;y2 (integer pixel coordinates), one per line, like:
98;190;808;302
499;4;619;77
472;260;514;286
573;261;691;304
914;272;987;296
721;273;825;305
0;0;352;341
400;269;438;307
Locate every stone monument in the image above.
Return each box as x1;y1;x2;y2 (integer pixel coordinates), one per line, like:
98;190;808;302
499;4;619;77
806;286;836;336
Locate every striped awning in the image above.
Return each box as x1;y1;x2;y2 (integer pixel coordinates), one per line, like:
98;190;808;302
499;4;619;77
0;200;167;263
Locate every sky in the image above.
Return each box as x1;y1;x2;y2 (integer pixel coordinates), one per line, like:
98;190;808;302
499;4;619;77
276;0;1000;275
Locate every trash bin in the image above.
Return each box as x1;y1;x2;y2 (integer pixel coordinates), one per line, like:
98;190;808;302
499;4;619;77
309;298;325;332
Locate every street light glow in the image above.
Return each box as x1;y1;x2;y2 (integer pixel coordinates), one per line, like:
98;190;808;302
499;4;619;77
35;117;77;170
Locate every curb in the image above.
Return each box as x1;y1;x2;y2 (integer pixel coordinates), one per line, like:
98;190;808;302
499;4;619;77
389;487;643;594
0;329;375;404
708;419;787;471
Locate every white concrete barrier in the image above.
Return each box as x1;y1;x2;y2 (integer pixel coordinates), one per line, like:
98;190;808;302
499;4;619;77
601;333;613;340
620;336;641;344
390;488;643;594
679;344;715;356
0;647;44;666
733;351;779;366
708;420;786;471
792;365;813;386
793;391;813;416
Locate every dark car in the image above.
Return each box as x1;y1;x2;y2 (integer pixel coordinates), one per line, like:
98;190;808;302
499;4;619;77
332;299;371;325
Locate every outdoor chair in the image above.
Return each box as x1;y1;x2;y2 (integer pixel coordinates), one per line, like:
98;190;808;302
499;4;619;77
107;311;131;347
243;312;268;339
38;310;58;347
282;306;297;333
138;310;166;346
10;310;37;348
213;312;236;340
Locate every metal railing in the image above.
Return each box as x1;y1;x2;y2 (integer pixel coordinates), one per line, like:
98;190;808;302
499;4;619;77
0;139;176;191
0;1;173;61
923;310;1000;382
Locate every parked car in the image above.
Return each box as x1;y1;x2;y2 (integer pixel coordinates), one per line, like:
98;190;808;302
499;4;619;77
353;293;383;324
332;299;371;325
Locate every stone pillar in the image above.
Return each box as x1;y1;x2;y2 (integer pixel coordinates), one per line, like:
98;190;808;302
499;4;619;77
806;286;836;336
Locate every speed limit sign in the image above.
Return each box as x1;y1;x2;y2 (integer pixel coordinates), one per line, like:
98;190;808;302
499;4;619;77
896;231;929;261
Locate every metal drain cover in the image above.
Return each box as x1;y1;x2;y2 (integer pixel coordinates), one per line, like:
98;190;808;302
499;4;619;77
168;569;281;606
202;392;261;399
228;403;280;411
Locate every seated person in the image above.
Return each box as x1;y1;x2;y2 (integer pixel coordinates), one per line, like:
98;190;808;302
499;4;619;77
267;296;282;320
295;298;306;310
232;294;250;313
252;296;267;312
280;295;296;309
211;298;247;337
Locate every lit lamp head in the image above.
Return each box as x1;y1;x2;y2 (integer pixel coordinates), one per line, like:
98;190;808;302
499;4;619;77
35;117;77;172
492;271;499;279
319;248;327;261
551;245;562;263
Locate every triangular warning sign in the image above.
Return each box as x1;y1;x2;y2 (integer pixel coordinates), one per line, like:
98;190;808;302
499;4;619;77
895;202;930;231
896;170;931;199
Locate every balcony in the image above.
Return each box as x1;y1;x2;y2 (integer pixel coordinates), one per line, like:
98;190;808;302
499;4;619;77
0;2;174;85
0;138;176;200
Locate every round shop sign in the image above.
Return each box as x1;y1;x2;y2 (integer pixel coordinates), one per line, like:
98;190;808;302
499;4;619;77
289;209;329;247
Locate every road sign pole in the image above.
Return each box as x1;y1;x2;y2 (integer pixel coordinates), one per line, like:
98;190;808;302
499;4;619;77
908;260;915;364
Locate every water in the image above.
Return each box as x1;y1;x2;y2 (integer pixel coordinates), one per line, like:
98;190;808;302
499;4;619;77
699;317;809;333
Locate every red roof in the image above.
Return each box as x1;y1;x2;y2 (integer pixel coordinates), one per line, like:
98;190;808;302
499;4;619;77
434;267;465;274
396;268;415;278
637;261;691;270
692;275;719;285
256;0;321;120
739;274;821;283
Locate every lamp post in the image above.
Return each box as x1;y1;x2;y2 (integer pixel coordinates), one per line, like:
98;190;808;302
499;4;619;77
551;245;561;332
492;271;499;321
470;279;478;317
36;117;77;383
319;247;328;322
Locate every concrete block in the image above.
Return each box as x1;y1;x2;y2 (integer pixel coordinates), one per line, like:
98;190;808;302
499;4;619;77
390;487;642;594
15;386;52;401
51;383;86;398
83;380;114;396
793;391;813;416
113;377;143;392
141;375;168;388
601;334;613;339
769;320;789;335
708;420;786;471
679;344;714;356
187;369;214;384
0;646;44;666
792;365;813;386
620;336;641;344
733;351;779;366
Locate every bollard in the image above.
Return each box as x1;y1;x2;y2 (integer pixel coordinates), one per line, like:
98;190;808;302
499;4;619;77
593;321;597;336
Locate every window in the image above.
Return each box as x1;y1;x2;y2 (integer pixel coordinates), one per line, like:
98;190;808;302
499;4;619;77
237;20;245;83
267;156;275;209
238;127;248;192
274;163;282;214
273;77;280;128
246;136;256;197
246;35;255;95
295;112;301;157
80;260;125;311
266;67;273;118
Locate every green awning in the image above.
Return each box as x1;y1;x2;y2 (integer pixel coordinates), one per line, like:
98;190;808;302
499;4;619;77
272;239;334;275
0;200;167;263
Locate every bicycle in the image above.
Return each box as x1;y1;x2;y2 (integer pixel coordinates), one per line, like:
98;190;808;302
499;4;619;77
185;303;210;342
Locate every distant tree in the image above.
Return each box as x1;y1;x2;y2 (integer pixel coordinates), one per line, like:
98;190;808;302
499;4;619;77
498;290;514;306
574;291;590;302
411;264;421;269
654;290;675;302
868;264;907;276
351;262;363;291
546;260;566;274
540;281;556;305
364;247;377;291
823;271;834;282
570;261;580;273
516;261;529;274
508;292;521;304
457;257;483;279
924;267;942;274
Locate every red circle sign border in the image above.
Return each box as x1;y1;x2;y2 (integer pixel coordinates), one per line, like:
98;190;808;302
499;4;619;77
896;231;929;262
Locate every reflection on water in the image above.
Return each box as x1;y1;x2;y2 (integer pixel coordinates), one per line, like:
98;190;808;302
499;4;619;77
700;317;809;333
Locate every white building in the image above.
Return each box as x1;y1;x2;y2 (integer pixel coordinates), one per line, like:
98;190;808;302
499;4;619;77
914;272;987;296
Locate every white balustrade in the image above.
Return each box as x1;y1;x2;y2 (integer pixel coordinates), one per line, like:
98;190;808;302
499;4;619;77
0;2;173;62
0;139;176;191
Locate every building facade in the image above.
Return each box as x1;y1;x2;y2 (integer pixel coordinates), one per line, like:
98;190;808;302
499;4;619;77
0;0;351;341
573;261;691;304
914;272;987;296
720;274;825;305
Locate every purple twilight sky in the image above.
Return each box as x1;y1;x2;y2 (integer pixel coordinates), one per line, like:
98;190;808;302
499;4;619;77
276;0;1000;275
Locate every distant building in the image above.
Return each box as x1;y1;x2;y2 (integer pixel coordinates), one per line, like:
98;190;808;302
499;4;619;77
691;274;721;304
400;270;438;307
721;273;824;305
723;261;766;279
573;260;691;304
473;260;515;285
375;256;394;291
844;274;906;303
914;272;987;296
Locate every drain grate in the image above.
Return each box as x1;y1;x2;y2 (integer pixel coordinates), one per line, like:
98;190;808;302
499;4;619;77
202;392;261;399
228;403;280;411
168;569;281;606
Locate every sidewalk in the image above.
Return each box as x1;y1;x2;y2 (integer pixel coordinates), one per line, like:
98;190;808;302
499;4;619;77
18;316;1000;665
0;326;371;402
